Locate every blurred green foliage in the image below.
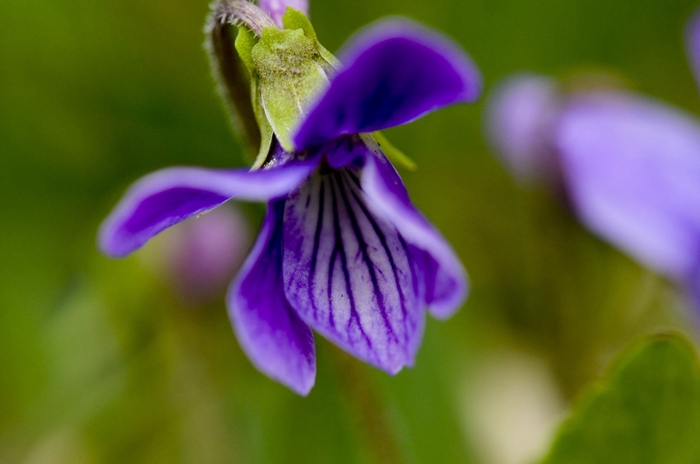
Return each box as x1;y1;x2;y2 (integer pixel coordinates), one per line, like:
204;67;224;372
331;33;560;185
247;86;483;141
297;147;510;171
542;333;700;464
1;0;700;463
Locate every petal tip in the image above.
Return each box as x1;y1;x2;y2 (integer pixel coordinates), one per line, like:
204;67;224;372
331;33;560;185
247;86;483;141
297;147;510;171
230;292;318;396
96;215;139;258
428;285;468;320
372;352;414;376
386;364;405;376
437;265;470;317
289;374;316;396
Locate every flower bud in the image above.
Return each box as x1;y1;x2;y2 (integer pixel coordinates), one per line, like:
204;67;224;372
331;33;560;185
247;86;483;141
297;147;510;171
485;73;561;187
144;205;252;306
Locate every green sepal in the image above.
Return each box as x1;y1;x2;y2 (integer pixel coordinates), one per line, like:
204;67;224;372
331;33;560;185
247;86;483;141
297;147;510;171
372;131;417;170
251;78;274;169
281;7;316;38
252;26;329;152
234;26;257;76
282;8;340;70
234;27;273;168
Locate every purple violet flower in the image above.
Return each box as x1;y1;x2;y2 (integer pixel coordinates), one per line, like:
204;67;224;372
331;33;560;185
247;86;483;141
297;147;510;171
99;9;480;394
486;49;700;309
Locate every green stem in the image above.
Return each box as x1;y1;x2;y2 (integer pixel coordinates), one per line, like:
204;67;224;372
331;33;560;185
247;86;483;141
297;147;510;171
205;1;277;157
209;0;277;37
327;345;405;464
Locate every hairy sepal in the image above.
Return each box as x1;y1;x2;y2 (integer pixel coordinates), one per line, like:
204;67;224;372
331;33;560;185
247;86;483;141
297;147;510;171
252;27;329;151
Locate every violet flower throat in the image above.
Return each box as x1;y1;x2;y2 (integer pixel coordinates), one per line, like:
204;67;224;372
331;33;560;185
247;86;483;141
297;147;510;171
98;0;481;394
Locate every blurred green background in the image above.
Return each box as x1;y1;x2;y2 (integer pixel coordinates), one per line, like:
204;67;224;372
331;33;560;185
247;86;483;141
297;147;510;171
2;0;700;463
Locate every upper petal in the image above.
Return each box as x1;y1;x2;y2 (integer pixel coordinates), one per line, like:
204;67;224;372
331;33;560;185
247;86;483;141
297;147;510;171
556;91;700;280
228;200;316;395
282;168;426;374
361;147;469;318
686;8;700;94
294;18;482;149
98;160;317;257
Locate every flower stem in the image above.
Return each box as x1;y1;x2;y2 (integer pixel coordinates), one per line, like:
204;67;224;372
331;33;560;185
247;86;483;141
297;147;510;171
205;1;276;157
209;0;277;37
327;345;406;464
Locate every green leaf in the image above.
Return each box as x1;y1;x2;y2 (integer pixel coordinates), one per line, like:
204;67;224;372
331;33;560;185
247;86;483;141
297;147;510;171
252;27;329;152
541;333;700;464
372;131;417;171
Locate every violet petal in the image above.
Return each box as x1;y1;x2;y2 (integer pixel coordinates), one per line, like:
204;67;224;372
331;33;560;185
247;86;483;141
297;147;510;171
361;149;469;318
99;161;317;257
282;168;426;374
556;92;700;280
294;18;482;149
229;200;316;395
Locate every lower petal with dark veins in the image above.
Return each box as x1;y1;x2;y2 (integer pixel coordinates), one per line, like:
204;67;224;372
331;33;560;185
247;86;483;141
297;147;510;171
283;169;425;374
229;201;316;395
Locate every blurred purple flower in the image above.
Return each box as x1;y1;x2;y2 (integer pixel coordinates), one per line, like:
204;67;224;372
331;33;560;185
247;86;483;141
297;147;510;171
556;92;700;285
99;19;480;394
486;63;700;307
156;205;252;306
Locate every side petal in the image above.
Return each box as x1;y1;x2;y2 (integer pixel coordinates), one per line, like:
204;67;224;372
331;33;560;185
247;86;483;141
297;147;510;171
294;18;482;149
556;91;700;280
361;149;469;318
229;200;316;395
98;160;317;257
686;8;700;93
282;169;426;374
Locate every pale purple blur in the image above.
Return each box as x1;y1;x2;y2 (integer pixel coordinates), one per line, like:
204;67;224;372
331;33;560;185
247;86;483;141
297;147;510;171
485;74;561;186
258;0;309;27
161;205;252;305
